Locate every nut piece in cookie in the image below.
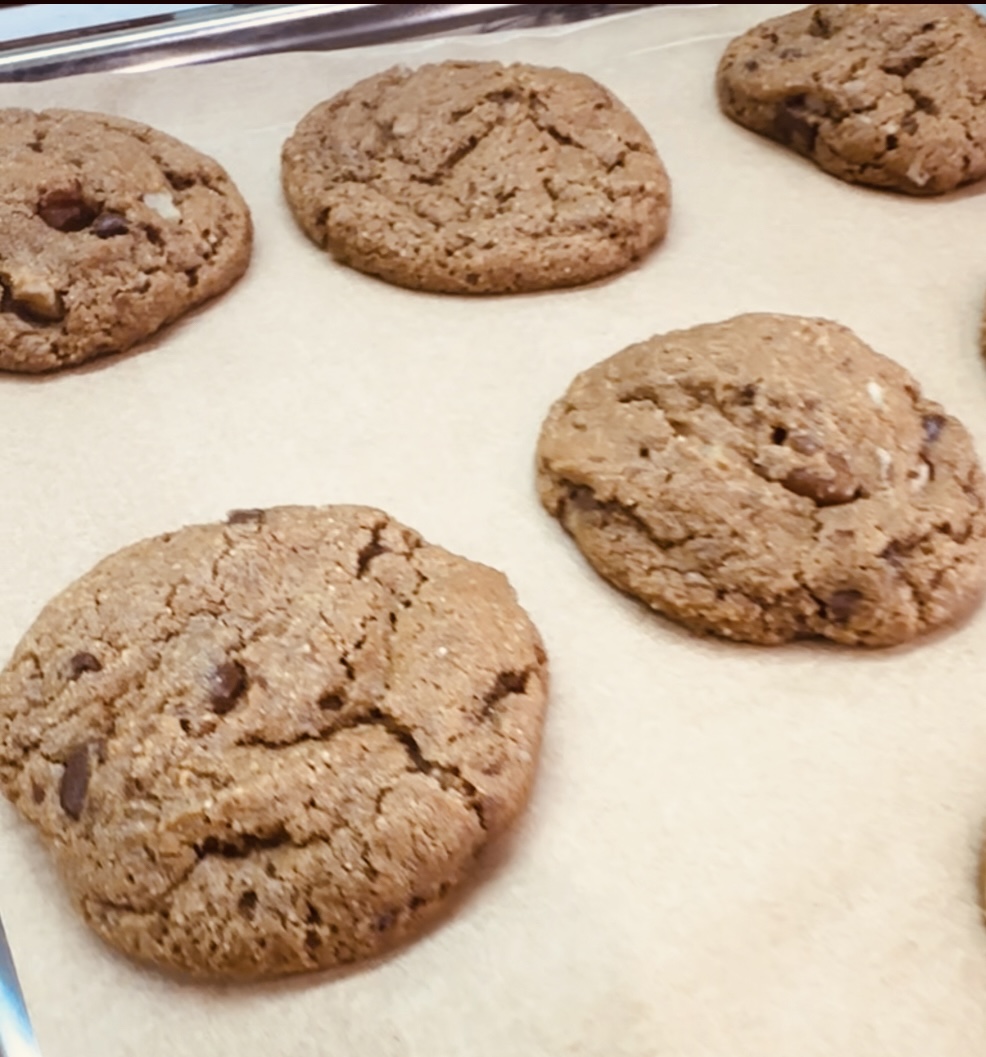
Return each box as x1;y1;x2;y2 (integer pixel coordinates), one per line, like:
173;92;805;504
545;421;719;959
536;313;986;646
0;108;253;373
0;506;549;979
716;5;986;195
281;60;670;293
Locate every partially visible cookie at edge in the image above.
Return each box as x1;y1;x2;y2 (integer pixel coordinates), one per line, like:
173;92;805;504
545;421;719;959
281;60;670;294
716;5;986;195
0;505;549;979
0;108;252;373
536;313;986;646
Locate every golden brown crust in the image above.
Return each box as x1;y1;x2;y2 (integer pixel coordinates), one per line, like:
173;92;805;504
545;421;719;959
0;505;548;979
716;5;986;195
536;314;986;646
0;108;252;372
281;61;670;293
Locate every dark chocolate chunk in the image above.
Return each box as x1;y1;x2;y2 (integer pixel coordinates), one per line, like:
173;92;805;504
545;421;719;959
374;911;396;932
209;660;247;713
68;651;102;679
772;96;818;154
38;187;96;232
827;589;863;623
59;744;90;819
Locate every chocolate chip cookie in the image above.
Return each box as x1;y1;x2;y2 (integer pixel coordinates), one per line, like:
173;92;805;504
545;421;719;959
536;314;986;646
716;5;986;195
0;108;252;373
0;506;548;979
281;61;670;293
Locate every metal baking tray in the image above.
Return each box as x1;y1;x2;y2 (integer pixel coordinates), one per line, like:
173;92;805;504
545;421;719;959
0;4;654;81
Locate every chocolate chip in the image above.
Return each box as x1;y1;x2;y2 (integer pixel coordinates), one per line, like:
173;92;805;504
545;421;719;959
779;47;803;59
737;384;757;405
31;781;45;804
304;929;322;950
882;55;927;78
58;744;90;819
318;692;344;711
226;508;266;524
209;660;247;713
38;187;96;232
237;890;258;919
922;414;945;443
374;911;396;932
91;212;129;238
827;589;863;623
782;453;857;506
772;97;818;154
68;651;102;679
744;59;759;72
771;427;788;445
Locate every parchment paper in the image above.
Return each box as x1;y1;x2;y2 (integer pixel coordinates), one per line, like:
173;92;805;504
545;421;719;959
3;5;986;1055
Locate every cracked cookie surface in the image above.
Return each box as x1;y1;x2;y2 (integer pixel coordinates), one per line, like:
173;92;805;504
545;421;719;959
0;505;548;979
280;61;670;293
0;108;252;373
536;314;986;646
716;4;986;195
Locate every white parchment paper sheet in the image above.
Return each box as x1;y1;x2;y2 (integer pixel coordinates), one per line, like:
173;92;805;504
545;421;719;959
2;6;986;1055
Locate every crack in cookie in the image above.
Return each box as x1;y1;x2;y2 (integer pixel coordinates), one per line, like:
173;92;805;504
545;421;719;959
536;313;986;646
716;5;986;195
0;108;252;372
0;505;548;979
281;61;670;293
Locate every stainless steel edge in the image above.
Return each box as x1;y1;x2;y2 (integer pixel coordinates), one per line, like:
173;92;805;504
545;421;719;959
0;4;654;82
0;916;40;1057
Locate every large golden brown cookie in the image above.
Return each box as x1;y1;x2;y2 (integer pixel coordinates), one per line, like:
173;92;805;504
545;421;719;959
716;5;986;195
0;506;548;979
536;314;986;646
281;61;670;293
0;108;252;373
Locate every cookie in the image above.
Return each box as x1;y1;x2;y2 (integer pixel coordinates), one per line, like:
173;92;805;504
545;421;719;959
0;506;548;979
536;314;986;646
0;108;252;373
280;61;670;294
716;5;986;195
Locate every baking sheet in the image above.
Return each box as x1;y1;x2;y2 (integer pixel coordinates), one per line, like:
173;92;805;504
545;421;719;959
3;4;986;1055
